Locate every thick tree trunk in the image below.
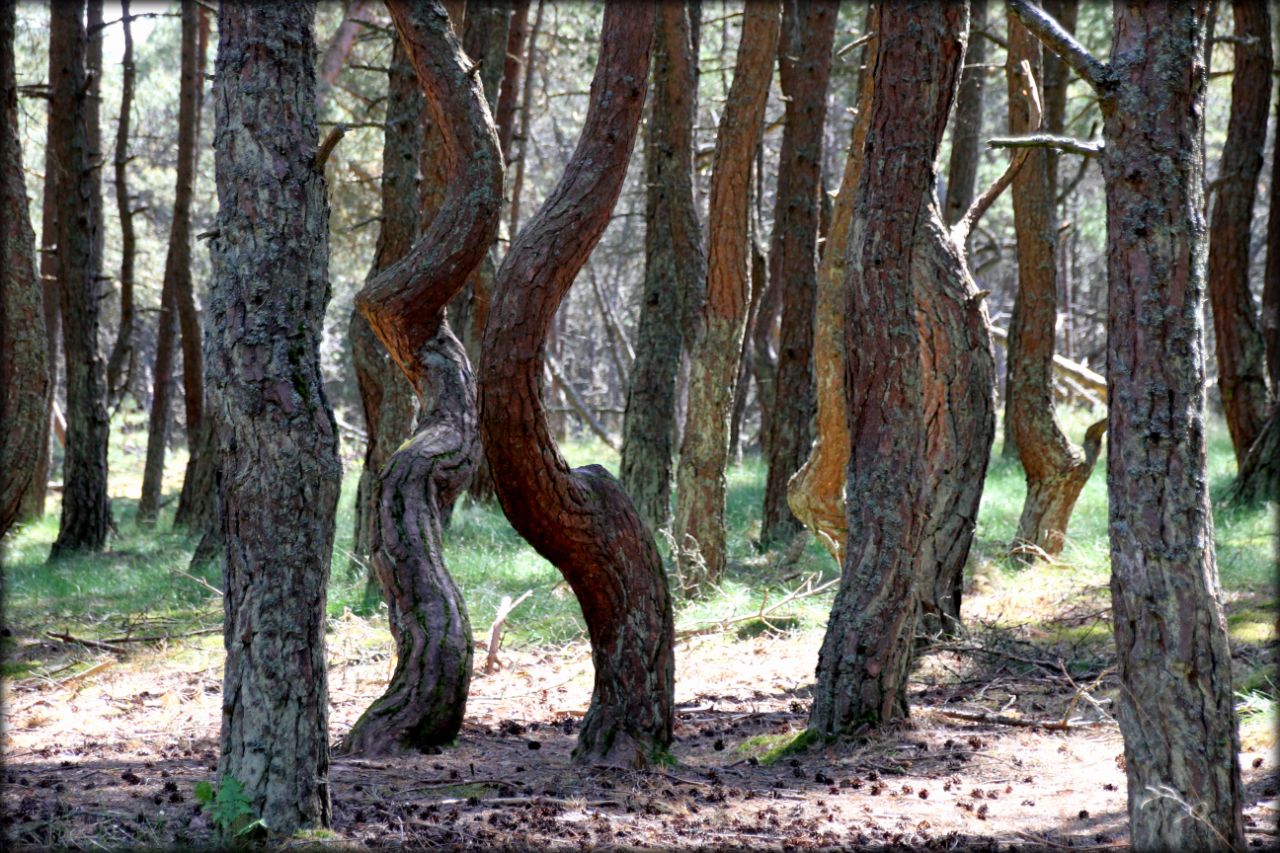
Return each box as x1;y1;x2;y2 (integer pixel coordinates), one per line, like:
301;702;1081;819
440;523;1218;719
343;0;502;755
760;0;836;547
1004;13;1103;562
1012;2;1247;847
49;0;112;558
942;0;987;228
675;2;781;590
0;0;50;539
620;1;704;533
1265;16;1280;391
349;36;420;593
494;0;529;163
1207;0;1272;466
787;19;877;568
809;0;966;734
139;0;201;527
209;2;341;836
481;2;675;768
105;0;137;407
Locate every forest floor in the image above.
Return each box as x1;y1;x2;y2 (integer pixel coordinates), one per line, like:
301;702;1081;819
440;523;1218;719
2;412;1276;850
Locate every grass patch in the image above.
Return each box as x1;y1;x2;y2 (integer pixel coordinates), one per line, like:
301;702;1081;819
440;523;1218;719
736;728;819;765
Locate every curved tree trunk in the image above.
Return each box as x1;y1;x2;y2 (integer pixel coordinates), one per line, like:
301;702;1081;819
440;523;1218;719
1207;0;1272;466
49;0;112;558
209;2;341;836
1;0;50;539
1004;12;1103;563
481;2;674;768
788;18;878;567
342;0;502;755
808;0;967;734
105;0;137;408
674;1;781;591
349;35;421;596
620;1;704;533
760;0;836;547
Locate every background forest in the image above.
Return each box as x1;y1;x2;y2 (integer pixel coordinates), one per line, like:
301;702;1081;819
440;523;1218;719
1;0;1276;850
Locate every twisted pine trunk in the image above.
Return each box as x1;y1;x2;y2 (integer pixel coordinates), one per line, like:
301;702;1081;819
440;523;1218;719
342;0;502;755
481;2;675;768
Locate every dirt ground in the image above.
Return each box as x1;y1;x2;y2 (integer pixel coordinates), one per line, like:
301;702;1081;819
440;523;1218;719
2;597;1276;851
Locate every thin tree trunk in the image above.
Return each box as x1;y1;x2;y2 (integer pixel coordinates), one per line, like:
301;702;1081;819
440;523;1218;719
315;0;376;110
942;0;987;228
620;0;703;533
1005;12;1104;562
809;0;967;734
105;0;137;407
1;0;50;539
495;0;529;163
481;1;674;768
139;0;200;527
1207;0;1272;466
507;0;543;235
1011;2;1245;847
210;2;340;835
342;0;503;755
49;0;112;558
761;0;836;547
675;1;781;591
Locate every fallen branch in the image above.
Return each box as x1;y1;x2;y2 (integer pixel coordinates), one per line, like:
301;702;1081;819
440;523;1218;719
170;568;224;597
101;627;221;645
545;357;619;451
676;572;839;639
484;590;533;674
45;631;130;656
935;708;1108;731
989;325;1107;399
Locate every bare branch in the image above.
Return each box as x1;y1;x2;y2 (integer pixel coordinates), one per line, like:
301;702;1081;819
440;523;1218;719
987;133;1103;157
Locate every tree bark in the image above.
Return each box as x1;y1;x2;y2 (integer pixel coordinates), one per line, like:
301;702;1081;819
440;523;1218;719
0;0;50;539
506;0;543;235
620;1;704;533
494;0;529;163
315;0;376;110
481;1;675;768
761;0;836;547
788;18;878;567
105;0;137;407
808;0;967;734
1265;12;1280;392
1207;0;1272;466
675;1;781;590
49;0;112;558
139;0;201;527
1011;1;1246;847
343;0;503;755
209;2;341;836
1004;12;1103;562
349;35;421;596
942;0;987;228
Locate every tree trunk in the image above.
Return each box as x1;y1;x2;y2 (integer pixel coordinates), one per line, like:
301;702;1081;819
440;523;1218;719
675;1;781;590
506;0;543;235
0;0;50;539
942;0;987;228
620;1;704;533
105;0;137;407
49;0;112;558
1012;2;1247;847
1004;12;1103;563
761;0;836;547
809;0;966;734
349;35;420;596
315;0;376;109
1207;0;1272;466
788;17;878;567
343;0;503;755
209;2;341;836
494;0;529;163
1264;10;1279;391
139;0;201;527
481;2;675;768
1229;403;1278;504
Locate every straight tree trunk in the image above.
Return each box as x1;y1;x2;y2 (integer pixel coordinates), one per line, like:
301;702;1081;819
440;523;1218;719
1206;0;1272;466
620;1;704;533
1004;12;1104;562
349;36;421;596
494;0;529;162
761;0;836;547
809;0;967;734
49;0;112;558
105;0;137;407
315;0;376;110
0;0;50;539
506;0;543;235
209;2;341;836
1011;3;1245;848
942;0;987;228
675;1;781;591
343;0;503;754
139;0;201;527
788;17;878;567
481;1;675;768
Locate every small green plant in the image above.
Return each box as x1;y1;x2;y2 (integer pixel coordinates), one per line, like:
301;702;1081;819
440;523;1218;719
194;776;266;839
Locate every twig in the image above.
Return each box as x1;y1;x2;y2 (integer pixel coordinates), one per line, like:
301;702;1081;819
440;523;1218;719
484;590;534;674
934;708;1107;731
676;573;839;638
314;123;348;171
171;568;224;597
100;627;220;645
45;631;130;656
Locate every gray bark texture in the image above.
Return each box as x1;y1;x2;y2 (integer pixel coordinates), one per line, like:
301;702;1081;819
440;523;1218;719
208;2;341;835
943;0;987;228
105;0;137;406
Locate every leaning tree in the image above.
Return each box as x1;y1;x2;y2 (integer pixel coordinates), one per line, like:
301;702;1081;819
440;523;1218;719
480;1;676;768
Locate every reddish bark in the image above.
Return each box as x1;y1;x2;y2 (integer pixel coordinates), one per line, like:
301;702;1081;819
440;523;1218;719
495;0;530;162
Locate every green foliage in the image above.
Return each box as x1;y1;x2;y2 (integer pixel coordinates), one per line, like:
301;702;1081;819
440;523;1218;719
195;776;266;838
